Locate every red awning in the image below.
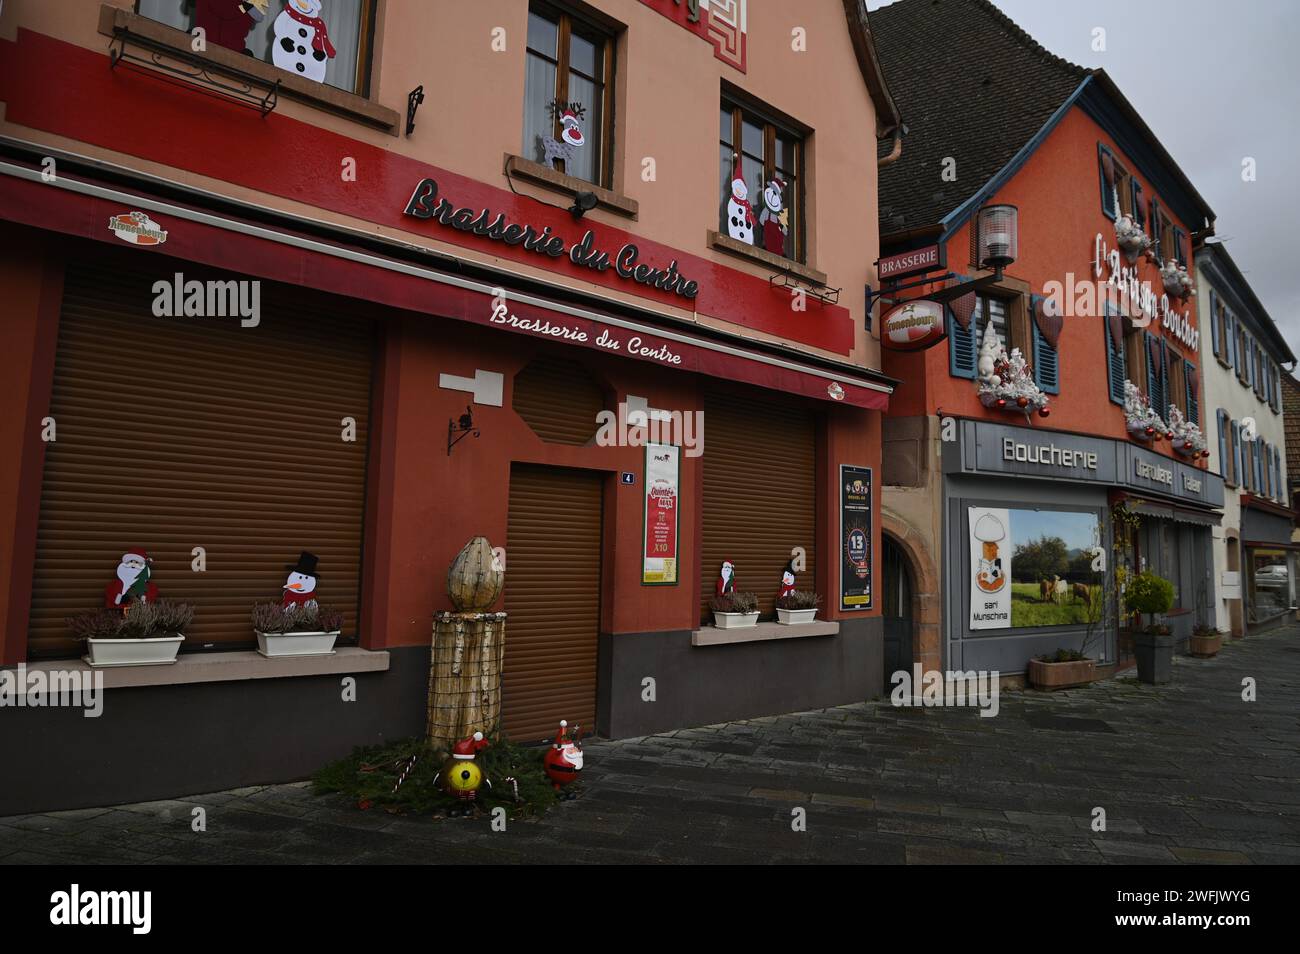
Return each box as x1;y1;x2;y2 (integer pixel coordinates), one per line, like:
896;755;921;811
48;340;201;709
0;160;891;411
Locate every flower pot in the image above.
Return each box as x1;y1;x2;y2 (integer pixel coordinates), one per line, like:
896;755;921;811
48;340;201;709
1027;657;1096;690
1188;632;1223;658
84;634;184;668
776;608;818;625
1134;629;1175;684
711;611;759;630
256;630;340;657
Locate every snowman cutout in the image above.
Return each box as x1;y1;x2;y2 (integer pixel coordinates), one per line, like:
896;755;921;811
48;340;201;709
758;177;788;256
272;0;336;84
724;158;755;245
777;562;797;601
282;551;320;611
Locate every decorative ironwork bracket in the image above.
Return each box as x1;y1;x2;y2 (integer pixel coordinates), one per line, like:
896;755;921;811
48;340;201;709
768;270;841;306
406;85;425;137
108;30;279;116
447;406;480;456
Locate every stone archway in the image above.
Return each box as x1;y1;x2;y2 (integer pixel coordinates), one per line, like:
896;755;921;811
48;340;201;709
881;514;941;672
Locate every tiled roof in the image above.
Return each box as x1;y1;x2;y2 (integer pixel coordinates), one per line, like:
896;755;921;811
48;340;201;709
870;0;1086;234
1283;372;1300;493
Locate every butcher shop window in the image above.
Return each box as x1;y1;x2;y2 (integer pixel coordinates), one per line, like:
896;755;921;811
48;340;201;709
135;0;376;95
719;97;804;262
523;3;616;188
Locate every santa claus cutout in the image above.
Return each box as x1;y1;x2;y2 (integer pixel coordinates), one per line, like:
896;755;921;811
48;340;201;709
282;551;320;610
715;559;736;596
105;548;158;612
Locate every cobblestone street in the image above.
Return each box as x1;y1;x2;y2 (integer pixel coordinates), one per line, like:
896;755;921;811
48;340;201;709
4;625;1298;865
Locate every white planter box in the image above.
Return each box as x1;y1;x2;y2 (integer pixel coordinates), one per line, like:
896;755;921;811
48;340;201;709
84;634;184;668
776;608;819;625
711;611;759;630
256;630;340;658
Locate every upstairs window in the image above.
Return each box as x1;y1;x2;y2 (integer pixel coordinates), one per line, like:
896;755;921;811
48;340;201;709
137;0;376;94
523;3;615;187
720;98;804;261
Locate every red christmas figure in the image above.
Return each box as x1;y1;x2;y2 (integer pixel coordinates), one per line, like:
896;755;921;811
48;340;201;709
543;720;584;792
715;559;736;596
104;548;158;612
282;551;320;610
194;0;267;55
777;561;797;602
758;177;788;255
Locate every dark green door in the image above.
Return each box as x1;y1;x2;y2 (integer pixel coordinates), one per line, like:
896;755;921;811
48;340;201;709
882;536;913;693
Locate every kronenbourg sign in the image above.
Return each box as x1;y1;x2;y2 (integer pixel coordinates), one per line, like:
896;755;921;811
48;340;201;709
881;299;945;351
969;507;1011;630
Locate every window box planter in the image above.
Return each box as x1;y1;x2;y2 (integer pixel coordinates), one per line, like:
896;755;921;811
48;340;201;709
256;630;340;658
711;611;760;630
1188;631;1223;658
84;634;185;668
1026;657;1096;690
776;607;819;625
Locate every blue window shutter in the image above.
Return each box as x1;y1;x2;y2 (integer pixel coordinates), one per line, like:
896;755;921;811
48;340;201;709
1210;290;1221;357
1227;314;1236;370
1098;145;1116;219
1150;200;1162;262
1131;179;1144;228
1217;410;1228;476
1185;360;1198;425
1231;421;1241;485
1145;333;1158;411
948;308;976;379
1105;309;1125;404
1030;296;1059;394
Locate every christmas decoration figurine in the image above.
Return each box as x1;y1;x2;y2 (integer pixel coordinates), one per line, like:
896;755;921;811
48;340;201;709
541;101;587;171
194;0;268;54
724;158;755;245
543;720;584;793
282;551;320;610
435;731;491;803
758;177;788;255
272;0;336;83
716;559;736;596
104;548;158;612
777;562;797;601
975;319;1049;418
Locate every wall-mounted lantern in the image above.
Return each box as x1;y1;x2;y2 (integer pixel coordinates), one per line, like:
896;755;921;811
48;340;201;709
977;203;1019;275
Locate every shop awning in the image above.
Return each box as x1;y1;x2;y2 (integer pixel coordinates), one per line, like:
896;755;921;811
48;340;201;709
1125;497;1221;527
0;150;893;412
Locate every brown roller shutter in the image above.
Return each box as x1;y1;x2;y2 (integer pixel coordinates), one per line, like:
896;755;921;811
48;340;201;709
511;355;606;445
700;391;817;621
28;259;372;658
502;464;603;742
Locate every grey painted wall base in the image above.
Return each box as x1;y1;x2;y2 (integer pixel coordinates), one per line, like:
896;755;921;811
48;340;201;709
597;617;883;739
0;645;430;816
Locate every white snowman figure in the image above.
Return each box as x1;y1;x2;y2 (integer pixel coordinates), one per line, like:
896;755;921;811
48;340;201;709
272;0;336;84
724;158;755;245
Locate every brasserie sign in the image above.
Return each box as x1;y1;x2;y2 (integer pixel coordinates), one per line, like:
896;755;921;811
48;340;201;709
404;178;700;300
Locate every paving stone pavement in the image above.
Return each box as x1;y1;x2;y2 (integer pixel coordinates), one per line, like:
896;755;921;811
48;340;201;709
3;624;1298;864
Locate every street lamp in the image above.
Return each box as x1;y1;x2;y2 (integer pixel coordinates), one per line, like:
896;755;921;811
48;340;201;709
977;203;1019;274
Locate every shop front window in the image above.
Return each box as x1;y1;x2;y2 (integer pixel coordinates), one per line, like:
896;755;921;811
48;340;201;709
1248;549;1292;622
138;0;375;94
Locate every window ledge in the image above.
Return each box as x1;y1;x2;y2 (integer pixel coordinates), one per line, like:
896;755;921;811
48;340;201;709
97;5;399;133
503;154;638;218
706;230;828;286
6;646;389;693
691;620;839;647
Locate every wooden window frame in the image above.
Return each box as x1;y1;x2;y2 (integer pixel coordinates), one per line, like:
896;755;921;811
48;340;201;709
526;1;617;189
720;95;807;264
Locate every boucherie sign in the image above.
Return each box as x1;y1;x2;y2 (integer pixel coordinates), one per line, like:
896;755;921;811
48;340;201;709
404;178;699;300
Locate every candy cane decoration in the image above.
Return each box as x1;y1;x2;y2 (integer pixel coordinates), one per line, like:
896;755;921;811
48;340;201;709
392;754;418;793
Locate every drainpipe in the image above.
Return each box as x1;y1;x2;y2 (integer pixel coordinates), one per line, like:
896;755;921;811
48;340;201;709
878;124;906;168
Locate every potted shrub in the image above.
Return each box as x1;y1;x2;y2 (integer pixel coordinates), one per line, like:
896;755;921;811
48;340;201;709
776;590;821;625
1027;648;1097;690
709;591;759;629
1125;571;1176;684
253;601;344;657
1189;624;1224;658
71;600;192;668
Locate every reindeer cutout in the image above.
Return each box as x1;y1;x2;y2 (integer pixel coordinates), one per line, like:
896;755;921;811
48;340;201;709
541;100;587;171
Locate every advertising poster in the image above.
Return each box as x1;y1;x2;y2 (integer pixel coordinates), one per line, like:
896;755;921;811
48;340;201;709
642;443;680;584
840;465;872;610
969;506;1104;630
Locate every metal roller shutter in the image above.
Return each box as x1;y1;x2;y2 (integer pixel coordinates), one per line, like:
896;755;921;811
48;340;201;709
502;464;603;742
700;390;817;621
28;260;372;658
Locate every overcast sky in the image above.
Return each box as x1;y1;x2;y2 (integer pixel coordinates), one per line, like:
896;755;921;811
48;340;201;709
868;0;1300;361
